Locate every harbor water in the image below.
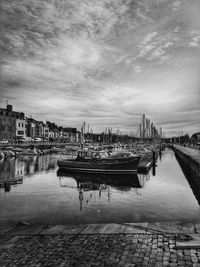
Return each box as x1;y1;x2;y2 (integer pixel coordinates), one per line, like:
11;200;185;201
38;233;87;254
0;148;200;225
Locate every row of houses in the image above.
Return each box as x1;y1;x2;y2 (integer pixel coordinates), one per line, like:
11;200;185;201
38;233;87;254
0;105;78;142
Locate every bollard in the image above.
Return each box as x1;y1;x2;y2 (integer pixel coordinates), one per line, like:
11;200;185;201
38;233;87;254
152;162;156;176
153;150;156;162
152;150;157;175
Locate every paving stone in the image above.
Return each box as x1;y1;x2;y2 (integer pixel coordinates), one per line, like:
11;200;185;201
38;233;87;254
191;256;198;263
171;254;178;259
178;261;186;266
163;261;169;266
190;249;197;253
184;250;190;255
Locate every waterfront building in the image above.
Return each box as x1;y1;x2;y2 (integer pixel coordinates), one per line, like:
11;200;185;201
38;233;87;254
35;121;43;138
62;127;77;143
0;113;16;140
49;130;57;140
47;121;61;140
26;119;50;140
191;132;200;144
26;118;37;139
0;105;25;140
16;118;26;138
42;124;49;140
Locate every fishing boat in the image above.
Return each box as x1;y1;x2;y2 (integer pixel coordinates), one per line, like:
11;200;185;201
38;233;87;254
57;150;140;174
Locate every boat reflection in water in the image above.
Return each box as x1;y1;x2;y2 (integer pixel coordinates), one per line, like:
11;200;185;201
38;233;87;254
57;170;150;211
0;155;58;192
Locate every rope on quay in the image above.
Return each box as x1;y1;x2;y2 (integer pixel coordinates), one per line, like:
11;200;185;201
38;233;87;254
120;223;193;242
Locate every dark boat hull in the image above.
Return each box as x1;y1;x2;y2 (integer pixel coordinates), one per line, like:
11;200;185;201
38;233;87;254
57;156;140;174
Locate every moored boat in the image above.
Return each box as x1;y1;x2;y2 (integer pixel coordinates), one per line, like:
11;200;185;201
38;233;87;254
57;150;140;174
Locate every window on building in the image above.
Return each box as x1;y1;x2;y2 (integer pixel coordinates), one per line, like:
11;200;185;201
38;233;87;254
22;123;23;127
18;122;20;127
17;131;24;135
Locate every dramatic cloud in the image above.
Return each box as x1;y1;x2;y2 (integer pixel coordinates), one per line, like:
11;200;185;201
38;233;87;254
0;0;200;136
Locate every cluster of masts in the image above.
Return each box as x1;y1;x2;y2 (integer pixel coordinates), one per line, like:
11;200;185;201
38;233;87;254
79;114;162;141
81;122;113;136
138;114;162;140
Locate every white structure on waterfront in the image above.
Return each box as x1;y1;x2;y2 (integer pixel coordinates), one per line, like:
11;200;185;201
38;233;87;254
16;118;26;138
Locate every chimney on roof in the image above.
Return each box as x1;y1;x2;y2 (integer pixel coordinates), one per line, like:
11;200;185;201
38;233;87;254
7;104;13;112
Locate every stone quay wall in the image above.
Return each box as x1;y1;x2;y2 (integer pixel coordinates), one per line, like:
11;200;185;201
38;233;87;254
173;145;200;185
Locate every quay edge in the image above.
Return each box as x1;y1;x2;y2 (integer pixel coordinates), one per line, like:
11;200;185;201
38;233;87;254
173;145;200;183
2;222;200;266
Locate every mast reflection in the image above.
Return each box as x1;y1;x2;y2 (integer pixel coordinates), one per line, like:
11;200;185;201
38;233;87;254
57;170;151;211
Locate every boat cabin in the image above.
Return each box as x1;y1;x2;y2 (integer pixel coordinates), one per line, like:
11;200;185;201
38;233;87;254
109;151;136;158
76;150;136;160
77;150;109;159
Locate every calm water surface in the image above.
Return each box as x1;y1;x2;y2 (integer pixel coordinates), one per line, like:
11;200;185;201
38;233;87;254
0;148;200;225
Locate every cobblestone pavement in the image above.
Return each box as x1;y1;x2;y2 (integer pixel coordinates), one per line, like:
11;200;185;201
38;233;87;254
1;223;200;267
1;232;200;267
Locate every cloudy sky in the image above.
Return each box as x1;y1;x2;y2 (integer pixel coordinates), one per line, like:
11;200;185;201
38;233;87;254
0;0;200;137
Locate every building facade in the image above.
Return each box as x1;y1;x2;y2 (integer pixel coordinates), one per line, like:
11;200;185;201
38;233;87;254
16;118;26;138
0;105;25;140
42;124;49;139
26;118;36;139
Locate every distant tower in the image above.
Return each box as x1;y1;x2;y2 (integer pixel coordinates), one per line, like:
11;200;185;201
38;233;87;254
83;122;86;135
142;114;145;138
148;119;151;139
160;127;162;138
139;124;142;139
151;123;154;138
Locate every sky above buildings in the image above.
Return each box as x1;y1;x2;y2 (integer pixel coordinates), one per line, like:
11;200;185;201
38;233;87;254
0;0;200;137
